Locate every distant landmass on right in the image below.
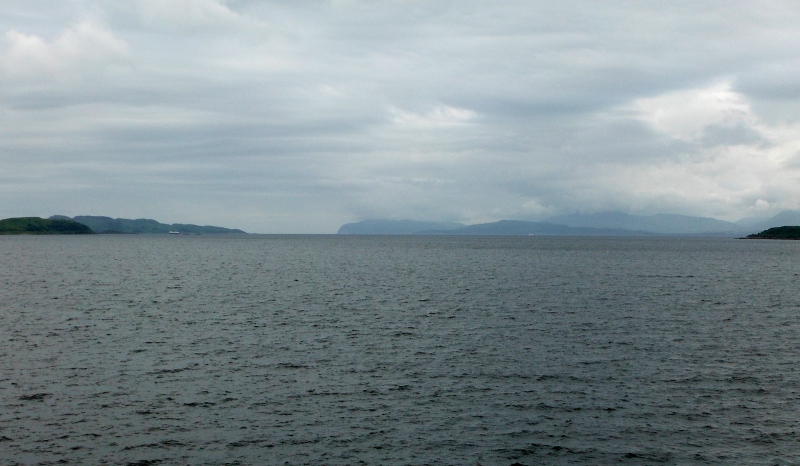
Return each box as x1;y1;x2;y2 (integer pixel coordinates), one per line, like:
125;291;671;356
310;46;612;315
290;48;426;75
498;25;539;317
338;210;800;237
745;226;800;239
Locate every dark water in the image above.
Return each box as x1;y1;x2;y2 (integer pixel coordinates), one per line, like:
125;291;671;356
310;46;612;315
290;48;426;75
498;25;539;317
1;235;799;465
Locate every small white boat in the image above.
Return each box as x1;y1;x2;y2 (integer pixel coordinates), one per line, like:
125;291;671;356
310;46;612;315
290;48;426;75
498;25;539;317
168;231;180;235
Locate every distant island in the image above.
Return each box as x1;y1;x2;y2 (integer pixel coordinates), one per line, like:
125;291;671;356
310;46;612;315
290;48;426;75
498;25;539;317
339;218;663;236
745;226;800;239
338;210;800;237
48;216;247;235
0;217;94;235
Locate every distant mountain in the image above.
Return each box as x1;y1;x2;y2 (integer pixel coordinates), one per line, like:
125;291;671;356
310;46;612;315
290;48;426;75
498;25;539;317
734;215;770;228
420;220;655;236
337;219;463;235
335;211;800;237
50;216;246;234
337;212;762;237
1;217;94;235
748;211;800;232
544;211;743;235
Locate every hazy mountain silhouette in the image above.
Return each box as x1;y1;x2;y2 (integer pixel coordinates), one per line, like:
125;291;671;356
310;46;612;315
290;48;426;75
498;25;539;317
419;220;654;236
337;211;774;236
337;219;463;235
748;211;800;231
544;211;742;235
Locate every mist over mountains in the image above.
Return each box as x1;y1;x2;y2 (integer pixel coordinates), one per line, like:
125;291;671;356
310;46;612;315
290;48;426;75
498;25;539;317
743;211;800;232
338;211;800;236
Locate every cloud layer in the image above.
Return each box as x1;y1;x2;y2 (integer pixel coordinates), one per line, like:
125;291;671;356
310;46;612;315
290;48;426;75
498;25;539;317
2;1;800;232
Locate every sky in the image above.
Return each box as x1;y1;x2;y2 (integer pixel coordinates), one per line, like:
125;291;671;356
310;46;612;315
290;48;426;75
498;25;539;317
2;1;800;233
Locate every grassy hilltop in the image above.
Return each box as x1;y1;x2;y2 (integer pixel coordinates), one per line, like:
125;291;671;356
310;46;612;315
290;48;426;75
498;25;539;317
0;217;94;235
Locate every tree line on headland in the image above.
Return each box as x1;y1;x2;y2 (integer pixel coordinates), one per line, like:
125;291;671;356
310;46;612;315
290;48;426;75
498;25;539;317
744;226;800;240
0;217;94;235
0;216;246;235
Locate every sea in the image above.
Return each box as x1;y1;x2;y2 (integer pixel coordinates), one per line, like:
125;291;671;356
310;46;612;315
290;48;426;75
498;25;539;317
1;235;799;465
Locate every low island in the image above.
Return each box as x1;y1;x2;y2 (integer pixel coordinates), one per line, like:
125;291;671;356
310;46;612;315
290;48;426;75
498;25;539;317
745;226;800;239
0;217;94;235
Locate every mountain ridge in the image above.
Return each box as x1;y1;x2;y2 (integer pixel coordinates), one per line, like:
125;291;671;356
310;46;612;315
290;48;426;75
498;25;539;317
419;220;656;236
545;211;741;235
338;211;800;236
50;215;246;234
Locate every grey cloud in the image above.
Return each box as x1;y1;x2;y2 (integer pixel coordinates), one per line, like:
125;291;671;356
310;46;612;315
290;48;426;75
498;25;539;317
3;1;800;231
700;124;771;149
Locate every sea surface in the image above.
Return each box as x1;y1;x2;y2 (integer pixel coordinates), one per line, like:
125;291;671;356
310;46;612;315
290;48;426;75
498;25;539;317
1;235;799;465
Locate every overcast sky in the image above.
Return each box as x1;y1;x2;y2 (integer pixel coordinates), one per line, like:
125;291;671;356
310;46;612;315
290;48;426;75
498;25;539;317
2;1;800;233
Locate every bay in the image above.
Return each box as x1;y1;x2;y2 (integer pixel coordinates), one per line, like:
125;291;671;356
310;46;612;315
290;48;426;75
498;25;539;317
1;235;799;465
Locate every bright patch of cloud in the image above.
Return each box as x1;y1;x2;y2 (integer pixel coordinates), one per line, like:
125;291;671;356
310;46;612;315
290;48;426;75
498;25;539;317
628;82;755;142
390;105;476;129
1;19;129;81
586;82;800;219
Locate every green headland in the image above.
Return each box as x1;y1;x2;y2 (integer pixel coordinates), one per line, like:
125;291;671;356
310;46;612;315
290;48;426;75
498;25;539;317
49;215;246;234
0;217;94;235
745;226;800;239
0;215;246;235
